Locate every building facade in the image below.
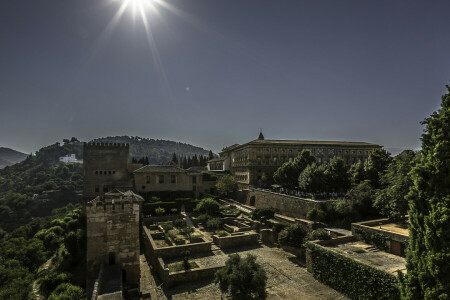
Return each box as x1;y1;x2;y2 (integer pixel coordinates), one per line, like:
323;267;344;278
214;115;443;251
208;132;381;186
134;165;215;196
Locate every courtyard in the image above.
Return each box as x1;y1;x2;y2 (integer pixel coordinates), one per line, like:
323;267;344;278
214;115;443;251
153;244;347;300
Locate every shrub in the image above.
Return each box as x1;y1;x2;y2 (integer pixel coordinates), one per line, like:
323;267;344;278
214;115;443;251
173;218;187;228
197;214;211;224
155;206;165;215
215;254;267;300
160;223;173;232
272;222;289;234
306;208;327;223
40;272;72;296
278;225;307;248
251;208;275;221
216;230;228;237
195;198;220;215
48;283;85;300
206;218;222;230
306;229;331;241
306;242;400;299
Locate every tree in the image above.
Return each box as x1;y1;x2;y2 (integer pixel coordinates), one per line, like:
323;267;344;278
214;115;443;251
208;150;215;160
216;174;238;197
195;198;220;215
349;160;366;185
250;208;275;222
298;163;328;193
401;86;450;300
155;206;165;215
273;150;316;189
215;254;267;300
171;152;179;165
326;157;351;192
364;148;392;189
374;150;416;221
278;224;307;247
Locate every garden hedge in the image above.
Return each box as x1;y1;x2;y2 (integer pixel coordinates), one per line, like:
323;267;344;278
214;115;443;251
306;242;400;300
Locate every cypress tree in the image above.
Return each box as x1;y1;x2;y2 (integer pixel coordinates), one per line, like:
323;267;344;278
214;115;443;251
401;85;450;299
208;150;214;160
171;152;179;165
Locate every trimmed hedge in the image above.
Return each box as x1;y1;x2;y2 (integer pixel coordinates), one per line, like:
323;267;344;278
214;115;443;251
354;227;389;251
306;242;400;300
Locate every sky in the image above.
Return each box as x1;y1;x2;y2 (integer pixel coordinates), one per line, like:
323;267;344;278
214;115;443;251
1;0;449;155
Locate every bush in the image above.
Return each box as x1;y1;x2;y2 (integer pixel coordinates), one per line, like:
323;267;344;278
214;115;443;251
306;242;400;299
306;229;331;241
48;283;85;300
195;198;220;215
278;225;307;248
251;208;275;221
160;223;173;232
197;214;211;224
155;206;165;215
306;208;327;223
272;222;289;234
206;218;222;230
216;230;228;237
215;254;267;300
173;218;187;228
40;271;72;296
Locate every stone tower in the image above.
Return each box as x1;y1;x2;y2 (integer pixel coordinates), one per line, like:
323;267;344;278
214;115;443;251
83;142;132;203
86;191;143;297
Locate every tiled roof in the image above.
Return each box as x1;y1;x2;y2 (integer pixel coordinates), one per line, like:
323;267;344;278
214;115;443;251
207;157;226;163
133;165;187;173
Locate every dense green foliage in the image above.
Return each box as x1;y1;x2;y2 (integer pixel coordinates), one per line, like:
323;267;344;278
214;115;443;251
195;198;221;215
47;283;85;300
353;227;389;251
401;86;450;299
273;150;316;189
250;208;275;221
216;174;238;197
306;229;331;241
374;150;417;221
363;148;392;189
0;141;83;231
278;224;307;247
215;254;267;300
0;204;85;299
306;242;400;300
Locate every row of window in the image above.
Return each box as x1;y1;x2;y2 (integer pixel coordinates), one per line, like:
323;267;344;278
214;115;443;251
236;174;248;181
234;148;372;161
143;175;198;185
94;170;116;175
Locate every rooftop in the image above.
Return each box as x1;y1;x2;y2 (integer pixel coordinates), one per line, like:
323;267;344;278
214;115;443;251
221;139;381;153
325;240;406;275
134;165;187;173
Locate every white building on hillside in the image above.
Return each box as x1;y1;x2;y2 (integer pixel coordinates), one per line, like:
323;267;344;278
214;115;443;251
59;154;80;163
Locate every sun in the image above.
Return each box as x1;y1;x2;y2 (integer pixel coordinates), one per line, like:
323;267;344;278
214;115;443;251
123;0;158;17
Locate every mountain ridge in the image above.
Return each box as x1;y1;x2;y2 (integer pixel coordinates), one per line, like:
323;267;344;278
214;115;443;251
0;147;28;168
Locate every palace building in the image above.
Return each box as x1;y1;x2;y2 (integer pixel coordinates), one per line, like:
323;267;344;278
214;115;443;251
207;132;381;186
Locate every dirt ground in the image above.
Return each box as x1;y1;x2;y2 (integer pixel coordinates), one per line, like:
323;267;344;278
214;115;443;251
154;244;347;300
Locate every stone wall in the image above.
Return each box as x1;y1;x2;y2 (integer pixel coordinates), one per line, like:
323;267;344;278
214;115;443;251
212;231;259;249
238;189;335;219
351;219;409;243
86;201;141;294
143;226;212;260
154;257;223;287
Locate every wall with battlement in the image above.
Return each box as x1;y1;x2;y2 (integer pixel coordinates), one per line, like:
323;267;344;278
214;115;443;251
83;142;132;201
86;199;141;295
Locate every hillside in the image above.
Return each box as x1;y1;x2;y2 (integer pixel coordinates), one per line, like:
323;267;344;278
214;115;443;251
0;147;27;168
92;136;212;164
